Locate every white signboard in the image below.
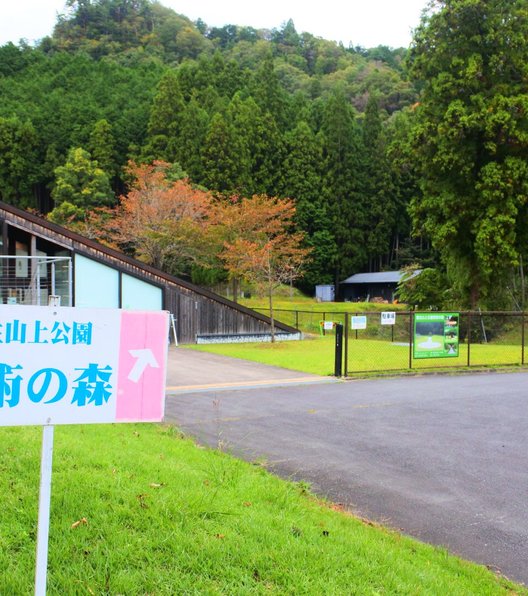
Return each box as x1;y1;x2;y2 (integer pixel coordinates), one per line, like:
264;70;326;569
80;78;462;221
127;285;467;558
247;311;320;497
381;312;396;326
323;321;334;331
0;305;169;427
351;315;367;330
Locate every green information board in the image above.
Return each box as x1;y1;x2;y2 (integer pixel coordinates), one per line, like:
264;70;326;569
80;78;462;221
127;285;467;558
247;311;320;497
413;312;460;359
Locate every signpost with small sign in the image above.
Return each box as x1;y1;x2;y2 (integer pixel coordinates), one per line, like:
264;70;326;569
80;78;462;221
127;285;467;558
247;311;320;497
381;312;396;326
319;320;336;336
381;311;396;342
350;315;367;331
351;316;367;330
350;315;367;340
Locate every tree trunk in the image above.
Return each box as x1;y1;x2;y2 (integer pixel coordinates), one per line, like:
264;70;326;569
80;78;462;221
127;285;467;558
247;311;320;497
470;283;480;310
268;281;275;343
231;277;238;303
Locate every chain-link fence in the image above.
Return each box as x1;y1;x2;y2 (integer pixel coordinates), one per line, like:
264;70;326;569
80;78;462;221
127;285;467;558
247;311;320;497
0;256;72;307
254;308;528;375
343;311;413;374
254;308;349;336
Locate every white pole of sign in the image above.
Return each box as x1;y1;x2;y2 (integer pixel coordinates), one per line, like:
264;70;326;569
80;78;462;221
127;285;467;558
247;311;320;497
35;423;54;596
35;292;63;594
171;313;178;346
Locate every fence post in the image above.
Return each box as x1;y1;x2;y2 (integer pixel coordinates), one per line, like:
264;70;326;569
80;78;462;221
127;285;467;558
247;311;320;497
295;310;299;330
344;313;349;376
522;311;525;366
467;312;472;367
334;323;343;377
408;311;413;369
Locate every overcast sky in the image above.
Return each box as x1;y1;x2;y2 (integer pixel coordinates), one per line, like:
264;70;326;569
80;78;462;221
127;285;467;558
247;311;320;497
0;0;429;49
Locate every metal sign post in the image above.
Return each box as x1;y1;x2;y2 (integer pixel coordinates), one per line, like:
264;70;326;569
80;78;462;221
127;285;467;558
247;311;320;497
35;296;62;594
334;323;343;377
170;313;178;346
35;424;54;596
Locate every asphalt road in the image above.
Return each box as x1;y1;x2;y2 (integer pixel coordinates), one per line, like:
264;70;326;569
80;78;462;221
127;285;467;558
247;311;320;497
165;371;528;586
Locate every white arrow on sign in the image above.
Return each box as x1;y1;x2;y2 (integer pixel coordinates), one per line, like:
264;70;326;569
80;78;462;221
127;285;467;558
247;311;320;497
128;349;160;383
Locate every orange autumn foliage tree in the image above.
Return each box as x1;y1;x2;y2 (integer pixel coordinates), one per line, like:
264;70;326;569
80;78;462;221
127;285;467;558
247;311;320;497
214;195;311;341
90;163;310;340
108;161;215;275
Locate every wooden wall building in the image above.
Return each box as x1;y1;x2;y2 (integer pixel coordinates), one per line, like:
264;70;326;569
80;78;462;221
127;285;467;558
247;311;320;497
0;202;298;343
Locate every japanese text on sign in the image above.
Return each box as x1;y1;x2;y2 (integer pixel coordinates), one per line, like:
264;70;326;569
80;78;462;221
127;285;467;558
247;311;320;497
0;305;169;427
0;362;112;409
381;312;396;326
0;319;93;345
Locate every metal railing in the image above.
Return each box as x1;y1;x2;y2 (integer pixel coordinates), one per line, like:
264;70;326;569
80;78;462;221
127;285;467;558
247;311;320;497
0;256;72;307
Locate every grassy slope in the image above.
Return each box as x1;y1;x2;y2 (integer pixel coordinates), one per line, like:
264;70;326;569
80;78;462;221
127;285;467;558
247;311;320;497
0;424;523;594
239;295;406;313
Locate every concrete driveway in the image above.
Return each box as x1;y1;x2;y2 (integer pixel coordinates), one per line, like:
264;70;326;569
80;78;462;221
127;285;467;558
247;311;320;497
165;345;338;393
165;360;528;587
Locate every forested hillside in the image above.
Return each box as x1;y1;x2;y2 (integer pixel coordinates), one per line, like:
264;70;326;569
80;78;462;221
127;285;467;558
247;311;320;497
1;0;526;309
0;0;424;290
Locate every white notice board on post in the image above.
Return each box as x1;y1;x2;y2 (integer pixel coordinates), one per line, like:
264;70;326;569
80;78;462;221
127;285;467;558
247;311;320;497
381;312;396;326
351;316;367;330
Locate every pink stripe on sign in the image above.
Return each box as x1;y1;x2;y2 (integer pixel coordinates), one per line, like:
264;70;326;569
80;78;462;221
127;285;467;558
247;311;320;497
116;311;169;422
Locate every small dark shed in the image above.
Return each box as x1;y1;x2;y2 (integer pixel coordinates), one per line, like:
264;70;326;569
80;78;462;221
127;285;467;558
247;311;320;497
340;271;420;302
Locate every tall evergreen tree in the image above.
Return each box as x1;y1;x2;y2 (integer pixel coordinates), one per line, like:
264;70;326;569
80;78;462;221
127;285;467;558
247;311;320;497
0;117;39;207
251;110;285;196
321;87;366;284
224;93;254;192
223;93;284;196
201;113;249;194
362;94;396;270
175;97;209;183
49;146;113;224
281;120;336;289
88;119;118;180
384;109;425;270
251;55;289;130
281;121;323;222
144;70;184;162
408;0;528;307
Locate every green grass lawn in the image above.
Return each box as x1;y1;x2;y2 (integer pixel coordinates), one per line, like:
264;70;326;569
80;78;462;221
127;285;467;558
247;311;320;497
241;296;407;330
191;336;339;375
241;297;405;312
188;336;527;376
1;424;523;594
239;297;409;335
